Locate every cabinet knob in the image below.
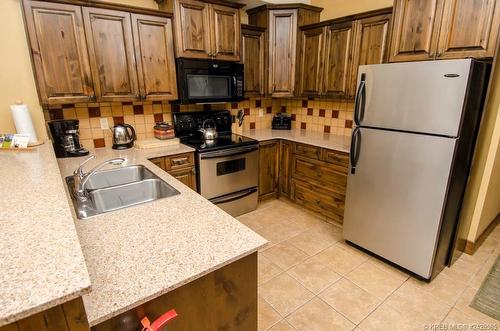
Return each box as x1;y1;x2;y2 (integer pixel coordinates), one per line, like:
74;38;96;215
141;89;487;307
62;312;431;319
89;93;96;101
436;52;442;57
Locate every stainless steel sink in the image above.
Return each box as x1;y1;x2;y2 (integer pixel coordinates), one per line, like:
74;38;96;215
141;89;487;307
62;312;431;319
89;179;179;213
83;165;157;190
66;165;179;219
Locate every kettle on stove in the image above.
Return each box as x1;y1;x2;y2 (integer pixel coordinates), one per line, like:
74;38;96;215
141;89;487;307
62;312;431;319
111;124;136;149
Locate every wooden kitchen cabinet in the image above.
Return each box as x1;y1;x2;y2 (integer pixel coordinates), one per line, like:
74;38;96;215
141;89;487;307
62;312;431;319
298;8;392;99
389;0;500;62
259;140;280;200
279;140;293;198
298;26;325;96
149;152;197;191
22;1;95;105
349;12;391;96
83;7;139;102
247;4;323;97
132;14;178;101
173;0;242;61
241;24;266;97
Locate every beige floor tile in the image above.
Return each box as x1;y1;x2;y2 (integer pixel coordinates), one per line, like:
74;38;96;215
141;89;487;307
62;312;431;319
319;278;381;325
335;240;371;260
258;297;282;331
287;257;341;294
470;255;496;289
259;254;283;284
259;273;314;317
268;320;296;331
262;242;309;270
255;226;290;246
359;302;423;331
441;254;484;283
454;286;499;324
286;298;355;331
346;261;407;299
291;212;329;229
237;213;264;231
385;281;451;325
312;245;367;275
408;272;468;306
287;230;337;256
368;256;410;279
443;308;499;328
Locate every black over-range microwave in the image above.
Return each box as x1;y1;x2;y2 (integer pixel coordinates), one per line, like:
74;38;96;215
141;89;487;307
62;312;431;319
176;58;244;104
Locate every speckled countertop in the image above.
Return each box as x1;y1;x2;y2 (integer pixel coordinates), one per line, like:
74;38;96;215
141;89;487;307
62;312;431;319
241;129;351;153
0;142;91;327
57;144;267;326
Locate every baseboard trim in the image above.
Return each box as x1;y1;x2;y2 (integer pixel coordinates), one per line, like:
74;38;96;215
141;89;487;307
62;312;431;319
464;213;500;255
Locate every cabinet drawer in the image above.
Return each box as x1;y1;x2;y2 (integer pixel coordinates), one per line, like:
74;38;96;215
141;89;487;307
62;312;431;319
149;157;166;170
291;179;345;223
163;153;195;170
294;143;321;160
321;149;349;174
292;155;347;194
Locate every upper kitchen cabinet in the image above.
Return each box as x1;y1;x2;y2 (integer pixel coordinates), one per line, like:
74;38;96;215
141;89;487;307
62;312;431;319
131;14;178;101
247;4;323;97
349;12;391;96
83;7;139;102
389;0;500;62
298;8;392;99
22;1;95;105
173;0;243;61
241;24;266;97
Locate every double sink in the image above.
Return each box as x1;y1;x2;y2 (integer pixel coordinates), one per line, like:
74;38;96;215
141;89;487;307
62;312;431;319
66;165;179;219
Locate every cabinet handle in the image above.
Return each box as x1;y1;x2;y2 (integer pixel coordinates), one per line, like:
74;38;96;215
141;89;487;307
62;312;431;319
89;93;96;101
172;157;188;165
192;166;196;174
436;52;442;57
429;51;435;58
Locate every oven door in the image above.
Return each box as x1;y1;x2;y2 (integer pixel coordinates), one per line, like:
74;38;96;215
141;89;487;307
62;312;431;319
198;145;259;199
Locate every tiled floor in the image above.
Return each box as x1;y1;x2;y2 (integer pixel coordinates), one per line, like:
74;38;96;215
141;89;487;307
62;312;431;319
237;199;500;331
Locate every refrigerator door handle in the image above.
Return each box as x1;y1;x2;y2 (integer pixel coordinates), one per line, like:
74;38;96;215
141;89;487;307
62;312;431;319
350;127;361;174
354;74;366;126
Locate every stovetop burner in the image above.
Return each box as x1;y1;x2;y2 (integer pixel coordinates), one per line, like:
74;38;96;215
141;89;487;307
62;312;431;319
180;132;257;152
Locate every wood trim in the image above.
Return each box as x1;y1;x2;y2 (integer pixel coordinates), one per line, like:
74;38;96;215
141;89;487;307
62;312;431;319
26;0;173;17
464;213;500;255
299;7;393;30
241;24;266;32
247;4;323;15
160;0;244;9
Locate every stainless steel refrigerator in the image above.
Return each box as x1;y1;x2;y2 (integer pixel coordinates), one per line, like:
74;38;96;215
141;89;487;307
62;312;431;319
343;59;491;280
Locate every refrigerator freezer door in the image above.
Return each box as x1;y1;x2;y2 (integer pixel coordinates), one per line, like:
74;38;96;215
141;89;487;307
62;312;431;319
343;128;457;279
357;59;471;137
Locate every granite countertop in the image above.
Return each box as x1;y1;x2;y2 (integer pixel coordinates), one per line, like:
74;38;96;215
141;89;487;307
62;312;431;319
57;144;267;326
0;142;91;327
241;129;351;153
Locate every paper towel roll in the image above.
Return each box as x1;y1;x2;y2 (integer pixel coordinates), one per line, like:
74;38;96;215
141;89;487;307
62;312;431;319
10;101;39;145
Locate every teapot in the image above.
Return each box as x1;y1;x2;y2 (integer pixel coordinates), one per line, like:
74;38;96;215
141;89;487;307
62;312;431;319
199;119;218;141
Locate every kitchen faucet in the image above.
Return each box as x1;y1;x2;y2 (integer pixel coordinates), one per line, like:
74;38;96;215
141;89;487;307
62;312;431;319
73;155;126;200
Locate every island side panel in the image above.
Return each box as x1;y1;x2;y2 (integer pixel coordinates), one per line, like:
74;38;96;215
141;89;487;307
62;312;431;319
92;252;258;331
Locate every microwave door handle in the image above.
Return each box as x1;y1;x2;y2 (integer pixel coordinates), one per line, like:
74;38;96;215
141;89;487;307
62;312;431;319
210;188;258;205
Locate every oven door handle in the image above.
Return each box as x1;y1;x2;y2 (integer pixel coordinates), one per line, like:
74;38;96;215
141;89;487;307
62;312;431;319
210;187;258;205
200;145;259;159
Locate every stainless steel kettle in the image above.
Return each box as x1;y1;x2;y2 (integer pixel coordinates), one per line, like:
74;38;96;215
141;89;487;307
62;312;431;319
111;124;136;149
199;119;218;141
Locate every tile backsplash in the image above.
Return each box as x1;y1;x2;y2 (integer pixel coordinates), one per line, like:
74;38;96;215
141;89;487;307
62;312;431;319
43;98;353;149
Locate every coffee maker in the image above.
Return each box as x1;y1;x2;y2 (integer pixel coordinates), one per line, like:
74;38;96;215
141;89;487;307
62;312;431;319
48;120;89;158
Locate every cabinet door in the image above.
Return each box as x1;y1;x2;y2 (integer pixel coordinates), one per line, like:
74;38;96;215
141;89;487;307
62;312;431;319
210;4;241;61
169;167;197;191
299;27;325;96
268;9;297;97
259;140;280;200
131;14;178;101
322;21;354;97
241;26;265;97
279;140;293;198
389;0;444;62
174;0;211;59
437;0;500;59
83;7;139;102
23;1;94;105
349;13;391;97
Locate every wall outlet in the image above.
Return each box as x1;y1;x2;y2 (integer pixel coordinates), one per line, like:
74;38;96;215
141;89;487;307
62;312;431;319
258;108;264;117
100;118;109;130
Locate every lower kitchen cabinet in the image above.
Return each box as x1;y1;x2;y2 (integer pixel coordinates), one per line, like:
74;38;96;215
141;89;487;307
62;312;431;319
149;152;197;191
0;298;88;331
258;140;280;200
258;139;349;224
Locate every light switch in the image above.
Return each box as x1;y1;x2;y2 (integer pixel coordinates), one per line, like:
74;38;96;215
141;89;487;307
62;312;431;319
100;118;109;130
